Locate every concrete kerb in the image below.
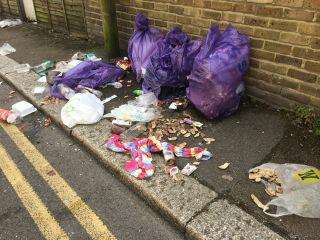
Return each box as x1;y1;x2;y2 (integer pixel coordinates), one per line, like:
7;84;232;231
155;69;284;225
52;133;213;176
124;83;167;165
0;55;284;240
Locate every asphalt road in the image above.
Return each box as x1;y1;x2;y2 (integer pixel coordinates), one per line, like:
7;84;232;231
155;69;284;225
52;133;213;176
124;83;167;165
0;81;185;240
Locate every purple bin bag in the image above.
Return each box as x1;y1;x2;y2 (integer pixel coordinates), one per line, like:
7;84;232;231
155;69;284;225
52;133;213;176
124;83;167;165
128;13;163;80
187;25;250;119
143;27;201;99
51;60;123;99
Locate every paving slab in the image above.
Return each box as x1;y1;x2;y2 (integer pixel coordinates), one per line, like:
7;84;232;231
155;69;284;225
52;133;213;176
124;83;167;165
186;200;284;240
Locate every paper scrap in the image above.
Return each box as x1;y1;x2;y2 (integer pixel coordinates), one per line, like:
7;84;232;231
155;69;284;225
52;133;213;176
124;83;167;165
181;163;197;176
218;162;230;170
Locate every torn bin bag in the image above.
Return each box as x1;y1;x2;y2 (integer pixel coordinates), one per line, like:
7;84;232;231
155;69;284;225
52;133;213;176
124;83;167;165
51;60;123;99
187;25;250;119
143;27;202;100
128;13;163;80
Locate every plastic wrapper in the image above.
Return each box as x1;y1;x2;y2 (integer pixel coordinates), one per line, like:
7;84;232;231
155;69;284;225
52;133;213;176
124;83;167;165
128;13;163;80
249;163;320;218
104;92;161;122
143;27;201;99
0;43;16;56
187;25;250;119
61;93;105;128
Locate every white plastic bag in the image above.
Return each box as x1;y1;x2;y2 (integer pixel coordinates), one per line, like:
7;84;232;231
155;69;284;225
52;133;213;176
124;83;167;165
249;163;320;218
104;92;161;122
0;43;16;55
61;93;105;128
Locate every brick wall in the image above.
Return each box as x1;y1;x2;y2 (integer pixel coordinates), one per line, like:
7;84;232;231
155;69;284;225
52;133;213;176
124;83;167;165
0;0;20;17
115;0;320;109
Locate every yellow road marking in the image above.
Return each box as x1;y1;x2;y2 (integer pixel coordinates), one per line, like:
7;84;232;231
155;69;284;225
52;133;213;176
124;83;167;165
1;123;117;240
0;142;69;240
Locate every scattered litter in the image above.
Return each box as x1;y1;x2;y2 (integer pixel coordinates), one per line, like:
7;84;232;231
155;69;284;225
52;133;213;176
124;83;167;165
71;52;85;60
37;76;47;83
0;81;2;85
183;118;203;127
33;60;54;76
9;90;16;95
193;161;201;166
33;86;47;96
132;89;143;96
203;137;215;144
116;57;131;71
0;109;19;123
0;43;16;56
148;116;205;142
222;174;233;181
169;102;178;110
251;194;268;211
184;133;191;137
181;163;197;176
168;99;189;111
112;119;132;127
11;101;37;117
84;53;101;61
61;93;106;128
218;162;230;170
106;135;212;179
104;92;161;122
40;96;60;106
57;84;75;100
105;82;123;89
15;63;31;73
44;117;52;127
0;19;22;28
168;137;177;141
249;163;320;218
102;95;117;103
169;166;180;181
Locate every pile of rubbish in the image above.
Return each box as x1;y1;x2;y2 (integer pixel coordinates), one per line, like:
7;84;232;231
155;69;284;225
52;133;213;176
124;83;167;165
128;13;250;118
249;163;320;218
0;101;37;123
3;12;249;181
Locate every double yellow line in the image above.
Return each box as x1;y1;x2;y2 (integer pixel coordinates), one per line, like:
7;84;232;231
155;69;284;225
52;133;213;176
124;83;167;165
0;123;116;240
